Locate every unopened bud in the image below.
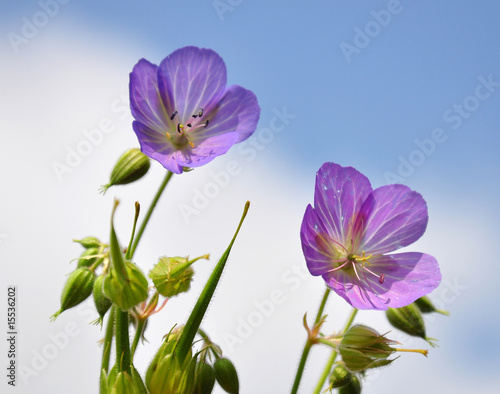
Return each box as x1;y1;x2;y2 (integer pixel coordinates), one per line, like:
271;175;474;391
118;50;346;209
338;374;361;394
51;268;95;320
328;363;352;389
100;148;150;194
74;236;101;249
214;358;239;394
386;304;437;346
77;247;102;268
339;325;397;372
193;362;216;394
107;365;146;394
150;255;209;297
103;261;148;310
92;275;112;325
414;296;450;316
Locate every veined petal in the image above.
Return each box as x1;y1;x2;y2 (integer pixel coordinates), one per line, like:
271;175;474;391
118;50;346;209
200;85;260;143
129;59;170;133
177;132;239;168
314;163;372;244
359;185;428;254
132;121;182;174
158;46;227;123
322;253;440;310
300;205;336;276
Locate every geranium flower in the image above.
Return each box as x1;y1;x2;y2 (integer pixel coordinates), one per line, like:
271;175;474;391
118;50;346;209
129;46;260;174
300;162;441;310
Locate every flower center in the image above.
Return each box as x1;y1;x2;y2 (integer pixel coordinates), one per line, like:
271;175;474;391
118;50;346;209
331;250;385;284
166;108;210;149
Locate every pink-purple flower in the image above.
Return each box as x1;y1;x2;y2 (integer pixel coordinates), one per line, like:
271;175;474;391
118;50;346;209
129;46;260;174
300;162;441;310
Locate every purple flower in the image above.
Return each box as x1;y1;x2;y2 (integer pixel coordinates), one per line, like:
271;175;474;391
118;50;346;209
129;46;260;174
300;162;441;310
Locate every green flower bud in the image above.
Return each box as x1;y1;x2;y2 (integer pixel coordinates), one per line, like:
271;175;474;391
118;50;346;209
386;304;437;346
51;268;95;321
150;255;209;298
100;148;150;194
338;374;362;394
92;275;112;325
339;325;397;372
77;246;102;268
103;261;148;310
414;296;450;316
73;236;101;249
328;363;353;389
107;365;147;394
193;362;216;394
214;358;239;394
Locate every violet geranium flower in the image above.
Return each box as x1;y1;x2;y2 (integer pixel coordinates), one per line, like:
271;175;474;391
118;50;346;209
300;162;441;310
129;46;260;174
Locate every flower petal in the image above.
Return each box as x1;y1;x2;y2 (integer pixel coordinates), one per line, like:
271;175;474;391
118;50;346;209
199;85;260;143
301;205;336;276
322;252;440;310
158;46;227;123
129;59;170;133
177;132;239;168
314;163;372;244
359;185;428;254
132;121;182;174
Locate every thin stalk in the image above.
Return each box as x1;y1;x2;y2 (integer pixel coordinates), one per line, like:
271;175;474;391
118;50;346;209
130;318;146;359
312;308;358;394
291;287;331;394
101;305;116;374
115;308;131;373
129;171;173;259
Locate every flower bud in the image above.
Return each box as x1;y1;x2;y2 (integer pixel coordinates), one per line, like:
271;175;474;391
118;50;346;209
150;255;209;298
103;261;148;310
77;246;102;268
74;236;101;249
107;365;147;394
93;275;112;325
328;363;352;389
100;148;150;194
193;362;216;394
338;374;361;394
386;304;437;346
414;296;450;316
214;358;239;394
51;268;95;320
339;325;397;372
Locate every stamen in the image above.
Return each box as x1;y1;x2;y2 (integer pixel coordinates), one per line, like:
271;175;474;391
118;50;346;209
170;111;178;120
189;141;195;148
204;120;210;128
187;123;192;128
166;132;171;140
379;274;385;284
177;123;184;133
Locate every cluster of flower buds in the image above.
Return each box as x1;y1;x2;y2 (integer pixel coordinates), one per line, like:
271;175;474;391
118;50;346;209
146;327;240;394
102;365;146;393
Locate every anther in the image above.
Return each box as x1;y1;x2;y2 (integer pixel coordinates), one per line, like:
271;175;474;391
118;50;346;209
177;123;184;133
379;274;385;284
186;123;192;128
170;111;178;120
189;141;195;148
204;120;210;128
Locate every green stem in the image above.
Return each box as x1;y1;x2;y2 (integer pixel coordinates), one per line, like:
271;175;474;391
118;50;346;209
291;287;331;394
312;308;358;394
130;318;146;359
115;308;131;373
176;202;250;362
101;305;115;374
129;171;173;259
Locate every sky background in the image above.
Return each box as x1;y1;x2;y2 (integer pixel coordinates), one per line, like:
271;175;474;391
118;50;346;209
1;0;500;393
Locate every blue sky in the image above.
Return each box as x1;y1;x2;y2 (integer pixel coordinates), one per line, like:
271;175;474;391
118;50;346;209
2;1;500;393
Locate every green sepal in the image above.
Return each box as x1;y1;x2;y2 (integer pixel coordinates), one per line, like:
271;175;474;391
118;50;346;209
386;304;437;346
100;148;150;194
103;261;148;311
193;362;216;394
93;275;112;324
